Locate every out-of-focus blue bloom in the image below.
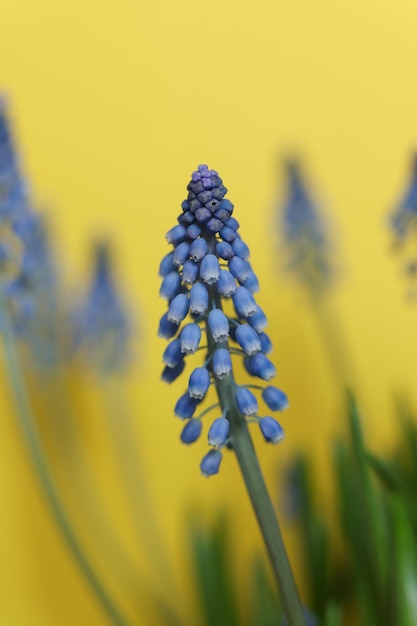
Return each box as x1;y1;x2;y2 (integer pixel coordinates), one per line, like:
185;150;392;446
160;165;287;475
216;241;234;260
247;353;276;381
232;286;257;318
6;209;56;334
259;331;272;354
225;217;239;231
0;100;58;351
174;393;199;420
280;159;333;296
0;98;28;226
390;154;417;241
181;419;202;444
389;154;417;283
70;241;130;373
217;269;236;297
158;312;179;339
259;416;284;443
163;337;184;368
235;324;261;356
262;386;289;411
229;256;250;283
159;251;176;277
159;271;181;301
243;270;259;293
246;305;268;332
166;224;186;246
219;225;237;243
161;360;185;383
232;238;250;260
200;449;223;477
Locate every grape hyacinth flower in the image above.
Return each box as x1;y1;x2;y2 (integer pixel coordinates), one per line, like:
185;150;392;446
389;153;417;286
0;99;58;368
0;98;29;226
71;241;131;373
5;208;56;333
159;165;306;626
159;164;288;474
280;160;333;297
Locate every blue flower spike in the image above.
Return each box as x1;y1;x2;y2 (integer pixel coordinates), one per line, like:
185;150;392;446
160;165;288;475
280;159;333;296
389;153;417;287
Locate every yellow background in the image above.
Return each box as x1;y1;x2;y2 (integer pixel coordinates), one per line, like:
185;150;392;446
1;0;417;624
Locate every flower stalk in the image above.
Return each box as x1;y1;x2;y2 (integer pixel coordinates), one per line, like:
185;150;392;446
206;289;306;626
0;295;133;626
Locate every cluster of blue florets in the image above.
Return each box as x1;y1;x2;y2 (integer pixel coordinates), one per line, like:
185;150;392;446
390;154;417;240
389;154;417;279
0;99;55;333
70;242;131;373
281;160;333;295
159;165;288;476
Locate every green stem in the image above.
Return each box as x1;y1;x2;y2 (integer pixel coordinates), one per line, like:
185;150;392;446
206;288;306;626
313;295;355;389
101;383;182;612
0;316;133;626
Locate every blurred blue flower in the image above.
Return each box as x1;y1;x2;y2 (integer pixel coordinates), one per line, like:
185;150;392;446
389;154;417;283
71;241;131;374
390;153;417;241
4;207;56;337
0;98;29;226
0;99;57;349
160;165;288;475
280;159;333;296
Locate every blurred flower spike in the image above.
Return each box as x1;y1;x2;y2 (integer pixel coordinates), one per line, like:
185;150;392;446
159;164;288;476
389;153;417;281
0;97;29;226
0;97;55;335
71;241;131;374
280;159;333;297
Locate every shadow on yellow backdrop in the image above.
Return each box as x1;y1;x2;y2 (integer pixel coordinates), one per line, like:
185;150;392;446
2;0;417;623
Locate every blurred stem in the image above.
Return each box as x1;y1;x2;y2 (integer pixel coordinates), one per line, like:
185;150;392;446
313;295;355;389
0;302;133;626
207;287;306;626
34;366;157;620
101;380;179;604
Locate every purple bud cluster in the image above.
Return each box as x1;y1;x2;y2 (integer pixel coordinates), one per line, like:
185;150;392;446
159;165;288;476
